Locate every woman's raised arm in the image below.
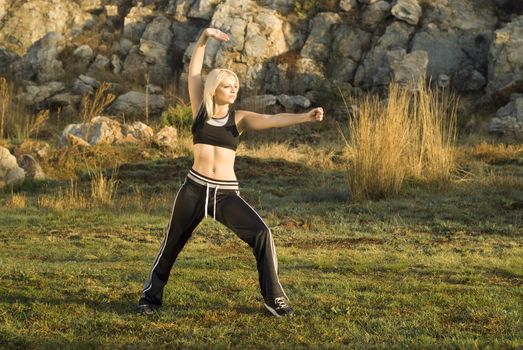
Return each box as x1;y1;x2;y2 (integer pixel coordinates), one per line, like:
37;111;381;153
188;28;230;117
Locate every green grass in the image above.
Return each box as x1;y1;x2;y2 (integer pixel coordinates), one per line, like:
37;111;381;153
0;132;522;349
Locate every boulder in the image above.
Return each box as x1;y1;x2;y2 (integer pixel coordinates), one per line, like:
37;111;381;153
153;126;178;149
354;21;415;88
22;81;65;105
188;0;222;20
60;116;155;146
411;0;496;81
391;0;422;26
487;16;523;104
388;49;429;88
330;25;372;82
340;0;358;12
123;4;155;43
0;0;93;55
300;12;342;62
452;69;487;92
87;54;110;75
0;146;25;188
24;32;66;83
73;74;100;95
361;1;391;29
109;91;165;117
17;154;45;180
277;94;311;111
488;94;523;138
73;44;94;70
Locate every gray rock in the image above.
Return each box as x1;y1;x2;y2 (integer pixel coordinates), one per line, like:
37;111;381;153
141;16;173;48
123;5;155;43
354;21;415;88
48;92;82;107
411;28;466;79
452;69;487;92
73;74;100;95
294;58;325;93
277;94;311;111
0;146;25;188
188;0;221;20
0;0;93;55
17;154;45;180
391;0;422;26
496;96;523;122
340;0;358;12
109;91;165;117
73;45;94;70
437;74;450;88
22;81;65;105
25;32;66;83
111;54;122;74
362;1;391;28
487;16;523;104
301;12;343;62
388;49;429;88
331;25;372;82
87;54;111;75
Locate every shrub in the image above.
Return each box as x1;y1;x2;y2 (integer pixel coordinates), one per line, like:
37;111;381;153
346;81;458;201
160;101;193;133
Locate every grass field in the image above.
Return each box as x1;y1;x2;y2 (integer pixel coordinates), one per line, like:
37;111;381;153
1;126;522;349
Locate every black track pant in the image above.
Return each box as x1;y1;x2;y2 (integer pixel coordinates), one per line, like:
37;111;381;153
140;169;287;306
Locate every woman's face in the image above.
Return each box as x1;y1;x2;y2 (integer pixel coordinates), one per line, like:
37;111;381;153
214;76;238;105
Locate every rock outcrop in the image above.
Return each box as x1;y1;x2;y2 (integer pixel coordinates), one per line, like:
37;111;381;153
0;0;521;126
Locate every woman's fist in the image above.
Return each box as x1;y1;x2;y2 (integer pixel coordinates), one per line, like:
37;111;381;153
309;107;324;122
203;28;230;42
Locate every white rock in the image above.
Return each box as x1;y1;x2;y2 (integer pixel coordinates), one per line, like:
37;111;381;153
391;0;422;26
0;146;25;188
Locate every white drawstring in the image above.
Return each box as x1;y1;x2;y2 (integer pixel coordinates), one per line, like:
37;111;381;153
204;183;210;218
213;185;219;221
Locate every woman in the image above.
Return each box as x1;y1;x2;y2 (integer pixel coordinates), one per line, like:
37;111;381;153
137;28;324;317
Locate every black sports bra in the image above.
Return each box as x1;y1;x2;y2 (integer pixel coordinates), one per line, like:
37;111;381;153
192;106;240;151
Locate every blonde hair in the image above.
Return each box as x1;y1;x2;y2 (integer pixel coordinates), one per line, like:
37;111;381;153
203;68;239;118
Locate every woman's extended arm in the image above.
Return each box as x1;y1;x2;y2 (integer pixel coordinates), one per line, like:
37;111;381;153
236;108;324;132
188;28;230;117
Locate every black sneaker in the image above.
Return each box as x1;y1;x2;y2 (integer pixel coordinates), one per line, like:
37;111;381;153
136;301;160;315
264;297;294;317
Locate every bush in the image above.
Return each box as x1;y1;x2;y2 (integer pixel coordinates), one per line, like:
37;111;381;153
346;81;458;201
160;103;193;133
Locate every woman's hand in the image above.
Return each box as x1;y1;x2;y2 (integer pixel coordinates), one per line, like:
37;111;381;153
202;28;230;42
308;107;324;122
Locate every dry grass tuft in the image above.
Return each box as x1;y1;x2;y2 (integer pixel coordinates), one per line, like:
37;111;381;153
89;166;119;205
37;179;89;210
463;141;523;164
4;193;27;208
347;82;458;201
80;82;115;123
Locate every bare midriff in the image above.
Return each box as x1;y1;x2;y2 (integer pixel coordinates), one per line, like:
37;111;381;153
192;143;237;180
